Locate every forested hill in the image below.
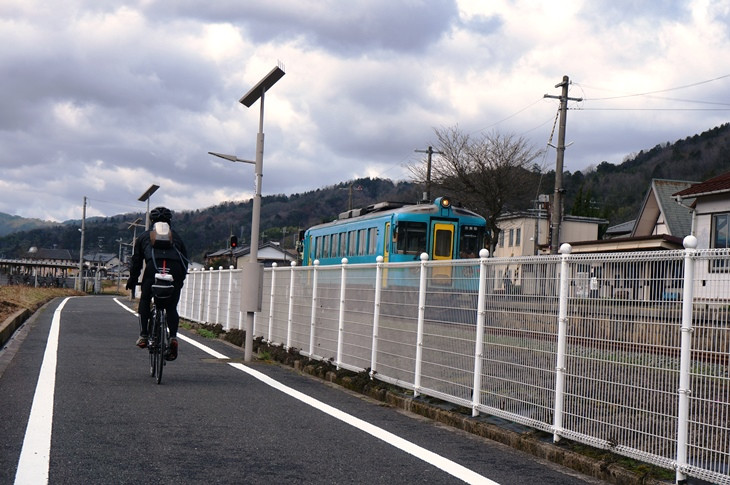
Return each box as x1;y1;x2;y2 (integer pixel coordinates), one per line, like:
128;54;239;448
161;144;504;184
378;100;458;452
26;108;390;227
559;122;730;224
1;122;729;261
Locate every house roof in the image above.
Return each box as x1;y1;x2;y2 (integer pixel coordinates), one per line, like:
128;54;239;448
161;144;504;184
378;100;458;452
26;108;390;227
568;234;684;253
674;170;730;198
33;248;74;261
631;179;696;238
605;219;635;238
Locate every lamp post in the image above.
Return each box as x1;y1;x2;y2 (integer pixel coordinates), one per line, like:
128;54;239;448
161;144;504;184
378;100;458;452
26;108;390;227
126;217;144;299
210;64;285;362
138;184;160;230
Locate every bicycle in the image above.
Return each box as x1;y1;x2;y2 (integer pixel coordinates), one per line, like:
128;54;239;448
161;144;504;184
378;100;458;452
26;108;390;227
148;272;174;384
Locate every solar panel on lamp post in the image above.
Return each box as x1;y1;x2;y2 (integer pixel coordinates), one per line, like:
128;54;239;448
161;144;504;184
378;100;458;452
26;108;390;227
210;64;285;362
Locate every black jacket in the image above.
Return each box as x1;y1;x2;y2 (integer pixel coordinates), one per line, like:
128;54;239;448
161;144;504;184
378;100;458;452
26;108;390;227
127;229;188;289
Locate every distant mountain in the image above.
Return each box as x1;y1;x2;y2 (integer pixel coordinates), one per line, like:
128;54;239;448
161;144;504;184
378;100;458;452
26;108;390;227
0;212;60;237
1;122;729;261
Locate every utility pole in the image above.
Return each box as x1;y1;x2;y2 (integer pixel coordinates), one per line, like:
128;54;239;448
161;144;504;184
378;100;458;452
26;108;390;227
415;145;443;202
77;196;86;291
544;75;582;254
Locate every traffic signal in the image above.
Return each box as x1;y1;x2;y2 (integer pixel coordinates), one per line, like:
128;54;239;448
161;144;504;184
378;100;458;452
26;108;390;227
230;235;238;248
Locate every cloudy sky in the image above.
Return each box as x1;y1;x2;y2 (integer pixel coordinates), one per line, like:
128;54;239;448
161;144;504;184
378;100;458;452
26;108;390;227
2;0;729;222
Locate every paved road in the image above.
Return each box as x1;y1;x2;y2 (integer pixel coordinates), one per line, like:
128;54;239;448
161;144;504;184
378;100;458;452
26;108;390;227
0;296;608;485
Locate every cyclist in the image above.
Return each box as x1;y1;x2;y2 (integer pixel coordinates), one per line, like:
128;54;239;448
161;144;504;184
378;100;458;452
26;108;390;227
126;206;189;360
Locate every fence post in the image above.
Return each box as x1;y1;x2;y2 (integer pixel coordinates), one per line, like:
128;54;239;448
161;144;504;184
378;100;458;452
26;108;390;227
198;268;205;323
370;256;384;379
309;260;320;358
471;249;489;417
216;267;223;326
414;252;429;397
205;267;214;324
336;258;348;369
268;263;277;344
553;243;572;443
286;261;297;350
226;266;234;330
676;235;697;484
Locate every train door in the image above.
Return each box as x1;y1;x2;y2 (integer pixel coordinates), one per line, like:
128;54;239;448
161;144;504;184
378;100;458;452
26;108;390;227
382;222;390;286
431;222;454;285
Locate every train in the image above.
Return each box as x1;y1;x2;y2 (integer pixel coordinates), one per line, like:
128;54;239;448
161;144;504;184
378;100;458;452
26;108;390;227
299;196;487;267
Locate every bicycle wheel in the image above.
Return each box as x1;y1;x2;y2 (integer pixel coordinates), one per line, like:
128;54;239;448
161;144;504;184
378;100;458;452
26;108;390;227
155;308;166;384
148;309;157;378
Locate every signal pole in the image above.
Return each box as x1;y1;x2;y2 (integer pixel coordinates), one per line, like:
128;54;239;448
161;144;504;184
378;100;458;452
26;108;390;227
415;145;443;202
544;75;582;254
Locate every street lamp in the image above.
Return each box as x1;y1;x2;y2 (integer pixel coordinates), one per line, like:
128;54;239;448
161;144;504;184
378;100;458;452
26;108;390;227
138;184;160;230
126;217;144;299
210;63;285;362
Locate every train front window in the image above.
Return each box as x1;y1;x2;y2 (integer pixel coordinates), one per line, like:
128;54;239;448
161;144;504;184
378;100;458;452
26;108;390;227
396;222;427;254
459;225;484;258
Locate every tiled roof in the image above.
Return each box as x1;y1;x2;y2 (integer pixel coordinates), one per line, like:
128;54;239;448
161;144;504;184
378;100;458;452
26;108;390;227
674;171;730;197
653;179;696;237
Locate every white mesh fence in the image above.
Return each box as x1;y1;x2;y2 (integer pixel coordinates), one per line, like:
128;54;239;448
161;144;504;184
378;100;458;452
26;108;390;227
178;246;730;485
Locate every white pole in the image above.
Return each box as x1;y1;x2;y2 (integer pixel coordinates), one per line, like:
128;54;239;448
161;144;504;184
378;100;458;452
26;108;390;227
309;260;320;357
471;249;489;417
676;235;698;484
226;266;234;330
206;267;214;323
414;252;429;397
268;263;277;343
216;267;223;326
552;243;572;442
370;256;384;378
336;258;348;369
286;261;297;350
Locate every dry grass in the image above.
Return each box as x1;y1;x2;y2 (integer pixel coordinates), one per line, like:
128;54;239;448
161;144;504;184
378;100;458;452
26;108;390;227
0;286;85;322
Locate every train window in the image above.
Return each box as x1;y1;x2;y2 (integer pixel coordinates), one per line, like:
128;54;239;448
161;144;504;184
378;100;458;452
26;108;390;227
396;221;427;254
315;236;321;259
339;233;346;257
460;225;484;258
358;229;366;255
323;235;330;258
368;228;377;254
348;231;356;256
434;229;452;257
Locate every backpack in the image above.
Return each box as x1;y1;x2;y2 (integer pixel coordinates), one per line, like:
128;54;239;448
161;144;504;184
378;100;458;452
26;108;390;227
150;222;173;249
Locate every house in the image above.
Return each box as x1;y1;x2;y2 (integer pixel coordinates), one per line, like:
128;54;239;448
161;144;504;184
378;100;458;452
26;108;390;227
205;242;297;269
674;171;730;300
493;210;608;257
568;179;696;254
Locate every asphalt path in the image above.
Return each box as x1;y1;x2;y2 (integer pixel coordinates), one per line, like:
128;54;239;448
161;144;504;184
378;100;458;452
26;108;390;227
0;296;608;485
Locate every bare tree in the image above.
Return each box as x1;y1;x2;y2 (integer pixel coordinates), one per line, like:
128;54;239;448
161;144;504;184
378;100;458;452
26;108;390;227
410;125;542;254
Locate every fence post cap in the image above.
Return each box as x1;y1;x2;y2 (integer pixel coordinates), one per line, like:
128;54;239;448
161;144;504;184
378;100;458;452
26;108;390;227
479;248;489;258
420;252;429;261
376;255;384;263
683;235;698;249
559;243;572;254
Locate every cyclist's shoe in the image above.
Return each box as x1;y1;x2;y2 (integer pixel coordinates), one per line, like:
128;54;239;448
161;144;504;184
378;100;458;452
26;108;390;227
136;336;147;348
166;338;178;361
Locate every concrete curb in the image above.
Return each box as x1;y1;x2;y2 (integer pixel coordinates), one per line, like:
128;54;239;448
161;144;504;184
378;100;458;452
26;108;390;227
0;308;32;348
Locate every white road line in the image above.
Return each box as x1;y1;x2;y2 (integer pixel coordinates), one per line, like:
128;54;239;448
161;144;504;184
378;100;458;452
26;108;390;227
179;333;499;485
114;297;498;484
15;297;72;485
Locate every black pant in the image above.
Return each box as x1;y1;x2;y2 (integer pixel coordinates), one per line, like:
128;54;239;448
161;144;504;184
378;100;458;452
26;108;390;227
138;278;182;338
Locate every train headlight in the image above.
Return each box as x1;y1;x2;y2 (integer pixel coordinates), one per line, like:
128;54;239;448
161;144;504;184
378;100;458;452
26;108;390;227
440;197;451;209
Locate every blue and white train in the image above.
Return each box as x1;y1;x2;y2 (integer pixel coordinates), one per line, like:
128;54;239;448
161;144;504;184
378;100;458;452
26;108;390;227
300;197;486;267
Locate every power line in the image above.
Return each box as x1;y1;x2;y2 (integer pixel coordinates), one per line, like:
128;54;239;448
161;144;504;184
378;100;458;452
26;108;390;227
579;73;730;101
